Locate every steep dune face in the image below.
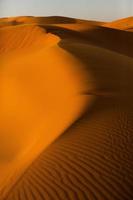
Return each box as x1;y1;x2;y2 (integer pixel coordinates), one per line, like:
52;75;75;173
0;16;133;200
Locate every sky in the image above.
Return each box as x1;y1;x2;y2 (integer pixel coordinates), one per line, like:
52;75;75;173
0;0;133;21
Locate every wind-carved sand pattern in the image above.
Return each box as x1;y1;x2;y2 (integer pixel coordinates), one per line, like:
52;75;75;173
0;16;133;200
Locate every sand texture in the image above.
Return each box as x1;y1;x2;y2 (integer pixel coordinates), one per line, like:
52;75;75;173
0;16;133;200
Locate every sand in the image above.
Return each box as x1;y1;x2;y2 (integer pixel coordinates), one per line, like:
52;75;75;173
0;16;133;200
103;16;133;31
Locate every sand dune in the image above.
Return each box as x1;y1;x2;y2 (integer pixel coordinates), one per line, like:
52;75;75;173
0;16;133;200
103;16;133;31
0;16;103;25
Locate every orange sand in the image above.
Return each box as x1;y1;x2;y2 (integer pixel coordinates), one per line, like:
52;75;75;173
103;16;133;31
0;16;133;200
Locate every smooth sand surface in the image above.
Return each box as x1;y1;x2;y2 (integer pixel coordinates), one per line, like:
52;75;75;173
103;16;133;31
0;16;133;200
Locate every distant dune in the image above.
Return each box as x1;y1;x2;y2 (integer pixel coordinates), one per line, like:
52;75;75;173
0;16;133;200
103;16;133;31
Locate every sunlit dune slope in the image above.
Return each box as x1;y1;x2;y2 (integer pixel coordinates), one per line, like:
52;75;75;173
103;16;133;31
0;16;133;200
0;25;52;53
0;23;92;195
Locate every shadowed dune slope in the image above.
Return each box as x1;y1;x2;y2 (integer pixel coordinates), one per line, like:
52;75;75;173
40;24;133;57
0;16;133;200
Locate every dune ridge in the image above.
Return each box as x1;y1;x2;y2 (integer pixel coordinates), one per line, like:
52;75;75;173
103;16;133;31
0;16;133;200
